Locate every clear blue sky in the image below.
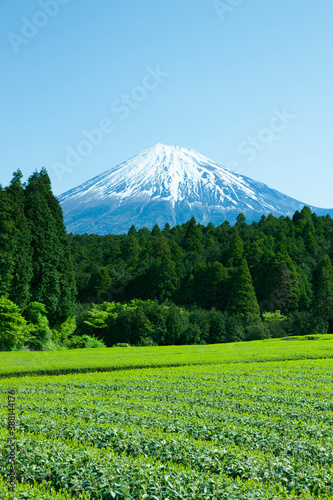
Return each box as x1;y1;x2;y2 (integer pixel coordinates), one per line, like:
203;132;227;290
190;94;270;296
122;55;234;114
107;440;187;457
1;1;332;207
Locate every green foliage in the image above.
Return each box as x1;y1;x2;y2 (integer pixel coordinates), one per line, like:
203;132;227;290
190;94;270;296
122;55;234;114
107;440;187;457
0;169;76;329
246;321;271;341
86;267;111;302
314;254;333;328
51;316;77;346
227;232;244;266
81;299;247;347
25;169;76;325
3;169;333;350
227;259;260;326
151;223;161;236
187;261;228;310
151;254;178;300
69;205;333;340
236;212;246;224
5;170;33;309
0;296;33;350
0;189;17;297
262;309;288;338
263;310;287;323
127;224;137;236
183;217;202;251
65;205;333;346
68;334;106;349
207;308;227;343
24;301;52;350
24;301;48;324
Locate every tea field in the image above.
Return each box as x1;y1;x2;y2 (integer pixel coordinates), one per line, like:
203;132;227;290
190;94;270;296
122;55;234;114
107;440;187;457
1;334;333;379
1;337;333;499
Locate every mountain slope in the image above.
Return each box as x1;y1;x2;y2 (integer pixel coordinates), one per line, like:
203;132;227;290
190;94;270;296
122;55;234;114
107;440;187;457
58;144;333;234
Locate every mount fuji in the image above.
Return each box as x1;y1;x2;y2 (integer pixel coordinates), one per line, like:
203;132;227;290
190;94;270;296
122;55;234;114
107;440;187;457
58;143;333;235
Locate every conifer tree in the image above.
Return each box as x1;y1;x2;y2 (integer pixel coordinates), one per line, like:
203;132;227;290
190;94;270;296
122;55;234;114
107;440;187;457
122;235;141;262
163;222;171;233
192;262;228;310
40;168;76;321
266;258;293;313
236;213;246;224
183;217;201;251
0;189;15;297
24;169;76;325
5;170;33;309
128;225;137;236
227;258;260;325
151;224;161;236
153;236;170;258
304;224;317;255
275;230;288;255
152;254;178;300
25;173;61;322
293;206;314;235
264;254;311;314
88;267;111;302
166;304;184;345
314;254;333;327
227;232;244;267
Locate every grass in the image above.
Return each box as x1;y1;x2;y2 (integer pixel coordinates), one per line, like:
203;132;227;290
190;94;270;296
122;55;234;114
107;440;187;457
1;334;333;378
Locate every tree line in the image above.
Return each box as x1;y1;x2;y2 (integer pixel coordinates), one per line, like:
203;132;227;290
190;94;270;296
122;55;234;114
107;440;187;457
72;208;333;345
1;169;333;350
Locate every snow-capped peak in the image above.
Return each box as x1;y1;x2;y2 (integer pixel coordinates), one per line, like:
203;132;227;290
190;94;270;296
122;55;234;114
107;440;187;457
58;143;325;235
59;143;257;205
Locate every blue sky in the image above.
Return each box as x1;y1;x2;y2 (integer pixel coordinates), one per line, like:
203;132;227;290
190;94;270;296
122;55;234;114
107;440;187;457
1;1;332;207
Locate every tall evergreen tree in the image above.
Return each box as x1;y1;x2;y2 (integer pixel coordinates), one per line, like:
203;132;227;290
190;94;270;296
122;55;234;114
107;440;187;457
208;309;226;343
183;217;202;252
265;258;293;313
0;188;16;297
236;213;246;224
165;304;185;345
163;222;171;233
227;258;260;325
264;254;312;314
314;254;333;328
41;171;76;321
24;169;76;324
87;267;112;302
5;170;33;309
151;224;161;236
227;232;244;267
128;225;137;236
192;262;228;310
151;254;178;300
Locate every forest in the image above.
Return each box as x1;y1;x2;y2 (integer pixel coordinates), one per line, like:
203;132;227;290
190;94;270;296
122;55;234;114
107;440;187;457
1;169;333;350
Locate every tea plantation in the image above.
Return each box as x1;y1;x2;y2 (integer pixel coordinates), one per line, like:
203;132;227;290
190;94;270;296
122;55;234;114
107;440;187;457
1;336;333;499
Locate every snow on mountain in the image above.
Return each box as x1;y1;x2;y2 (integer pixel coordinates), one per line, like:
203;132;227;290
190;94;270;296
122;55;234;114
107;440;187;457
58;143;332;235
